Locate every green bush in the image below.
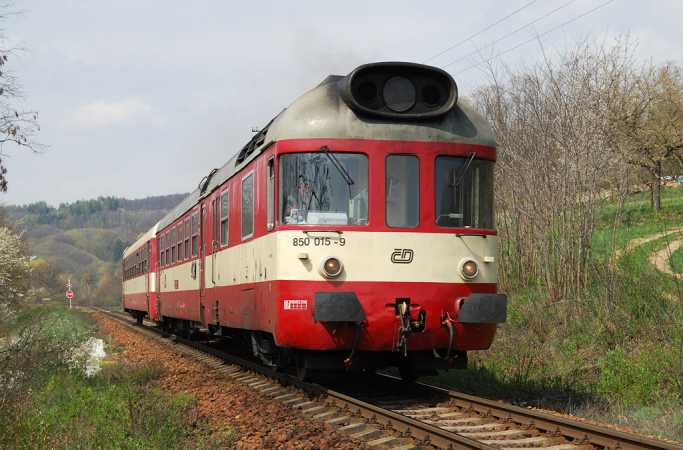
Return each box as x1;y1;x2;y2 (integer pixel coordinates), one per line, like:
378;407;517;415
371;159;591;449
0;306;96;415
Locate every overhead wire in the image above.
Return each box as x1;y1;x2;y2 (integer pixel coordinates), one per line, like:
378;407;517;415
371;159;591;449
423;0;538;64
441;0;578;69
452;0;616;75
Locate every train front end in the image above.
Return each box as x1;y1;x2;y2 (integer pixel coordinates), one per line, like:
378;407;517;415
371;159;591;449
269;63;507;378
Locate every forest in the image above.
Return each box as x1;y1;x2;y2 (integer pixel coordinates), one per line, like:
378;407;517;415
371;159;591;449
3;194;186;305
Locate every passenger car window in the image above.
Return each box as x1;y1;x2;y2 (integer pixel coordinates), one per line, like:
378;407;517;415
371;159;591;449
184;219;190;258
267;159;274;230
177;225;182;261
191;213;199;256
242;174;254;238
220;191;229;245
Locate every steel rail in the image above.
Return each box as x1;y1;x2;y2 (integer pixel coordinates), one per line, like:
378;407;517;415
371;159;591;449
324;389;496;449
411;379;683;450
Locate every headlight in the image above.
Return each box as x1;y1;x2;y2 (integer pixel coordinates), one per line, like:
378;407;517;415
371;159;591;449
320;257;343;279
460;259;479;280
383;76;416;112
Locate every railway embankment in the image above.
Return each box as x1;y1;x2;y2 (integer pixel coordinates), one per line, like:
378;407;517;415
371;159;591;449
426;187;683;443
100;307;683;450
93;312;364;450
1;306;365;449
0;305;215;449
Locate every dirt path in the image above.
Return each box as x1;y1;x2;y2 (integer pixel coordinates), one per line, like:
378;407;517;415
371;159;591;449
94;313;365;450
649;238;683;280
614;227;683;261
613;228;683;303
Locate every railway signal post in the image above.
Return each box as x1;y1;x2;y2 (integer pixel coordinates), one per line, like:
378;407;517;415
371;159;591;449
65;279;74;309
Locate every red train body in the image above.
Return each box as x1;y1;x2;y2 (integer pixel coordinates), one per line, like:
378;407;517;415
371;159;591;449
122;62;507;379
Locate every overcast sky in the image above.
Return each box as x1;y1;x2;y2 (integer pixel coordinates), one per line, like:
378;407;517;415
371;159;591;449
1;0;681;205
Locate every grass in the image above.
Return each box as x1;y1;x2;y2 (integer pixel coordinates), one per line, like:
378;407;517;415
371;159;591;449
428;187;683;441
10;303;96;335
0;305;238;449
670;245;683;275
7;364;201;449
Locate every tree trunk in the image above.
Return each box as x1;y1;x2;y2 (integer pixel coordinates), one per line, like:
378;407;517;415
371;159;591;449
654;160;662;211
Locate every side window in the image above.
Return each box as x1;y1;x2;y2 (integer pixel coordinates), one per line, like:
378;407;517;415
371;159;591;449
176;225;182;261
241;173;254;239
220;191;229;246
165;233;170;266
191;212;199;256
171;229;176;264
184;219;190;259
386;155;419;228
160;236;165;266
267;159;274;230
212;198;219;244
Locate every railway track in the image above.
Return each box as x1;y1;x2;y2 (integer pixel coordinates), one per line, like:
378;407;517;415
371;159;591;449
91;307;682;450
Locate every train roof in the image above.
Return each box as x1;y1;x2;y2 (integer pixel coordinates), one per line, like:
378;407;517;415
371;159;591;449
122;222;158;259
154;62;495;232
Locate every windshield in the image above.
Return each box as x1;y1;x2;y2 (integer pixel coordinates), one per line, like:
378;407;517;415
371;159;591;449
435;156;494;229
280;152;368;225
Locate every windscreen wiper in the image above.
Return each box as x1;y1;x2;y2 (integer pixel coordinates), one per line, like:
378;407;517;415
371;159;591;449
320;146;354;186
449;152;476;187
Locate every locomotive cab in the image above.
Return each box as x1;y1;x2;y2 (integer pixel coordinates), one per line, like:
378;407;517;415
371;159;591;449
272;140;507;379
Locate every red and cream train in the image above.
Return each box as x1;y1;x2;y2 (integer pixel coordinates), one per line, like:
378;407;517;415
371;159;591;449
122;62;507;379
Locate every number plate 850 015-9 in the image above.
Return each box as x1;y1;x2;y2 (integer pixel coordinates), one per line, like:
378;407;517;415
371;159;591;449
292;237;346;247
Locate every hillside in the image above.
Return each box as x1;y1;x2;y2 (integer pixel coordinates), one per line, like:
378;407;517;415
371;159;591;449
4;194;186;304
429;187;683;440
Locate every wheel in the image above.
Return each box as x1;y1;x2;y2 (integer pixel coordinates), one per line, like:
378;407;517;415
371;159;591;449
135;314;143;325
295;352;314;381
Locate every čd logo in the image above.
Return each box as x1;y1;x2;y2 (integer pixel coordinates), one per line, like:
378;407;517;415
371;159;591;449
391;248;414;264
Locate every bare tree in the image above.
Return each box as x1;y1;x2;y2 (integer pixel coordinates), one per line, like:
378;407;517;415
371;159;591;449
473;39;634;299
0;6;40;192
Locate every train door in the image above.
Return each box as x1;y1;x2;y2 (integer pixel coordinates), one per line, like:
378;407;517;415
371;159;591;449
144;240;150;313
147;240;160;321
199;203;207;305
211;196;219;288
155;237;162;320
202;196;219;325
